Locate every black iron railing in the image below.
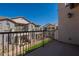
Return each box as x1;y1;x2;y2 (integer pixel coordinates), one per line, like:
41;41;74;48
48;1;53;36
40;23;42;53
0;30;54;56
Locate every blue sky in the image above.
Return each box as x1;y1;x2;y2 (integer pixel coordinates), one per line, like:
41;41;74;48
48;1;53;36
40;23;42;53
0;3;58;25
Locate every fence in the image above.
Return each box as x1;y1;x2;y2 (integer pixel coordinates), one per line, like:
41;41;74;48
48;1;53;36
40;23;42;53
0;30;54;56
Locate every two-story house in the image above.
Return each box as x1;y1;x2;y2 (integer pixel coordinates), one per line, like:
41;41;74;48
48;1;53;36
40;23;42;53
0;16;41;45
12;17;29;31
11;17;41;44
43;24;56;31
43;24;56;39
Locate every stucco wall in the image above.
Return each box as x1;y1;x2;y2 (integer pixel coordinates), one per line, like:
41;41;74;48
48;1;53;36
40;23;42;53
58;3;79;45
28;23;36;31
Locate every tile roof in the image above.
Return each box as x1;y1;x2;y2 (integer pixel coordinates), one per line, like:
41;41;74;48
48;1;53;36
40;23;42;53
12;17;30;24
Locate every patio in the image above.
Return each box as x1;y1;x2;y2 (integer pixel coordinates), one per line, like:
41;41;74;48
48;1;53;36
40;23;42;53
25;40;79;56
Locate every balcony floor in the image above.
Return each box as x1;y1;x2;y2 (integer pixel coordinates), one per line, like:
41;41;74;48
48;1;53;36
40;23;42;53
25;40;79;56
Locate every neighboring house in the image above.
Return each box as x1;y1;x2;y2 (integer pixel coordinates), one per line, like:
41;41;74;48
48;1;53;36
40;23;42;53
43;24;56;31
11;17;35;44
11;17;29;31
43;24;56;39
11;17;41;44
58;3;79;45
12;17;40;31
0;16;41;45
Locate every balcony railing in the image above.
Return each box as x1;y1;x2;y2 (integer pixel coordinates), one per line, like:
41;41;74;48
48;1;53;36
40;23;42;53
0;30;54;56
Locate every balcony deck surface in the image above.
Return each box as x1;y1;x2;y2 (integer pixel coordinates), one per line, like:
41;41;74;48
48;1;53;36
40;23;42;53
25;40;79;56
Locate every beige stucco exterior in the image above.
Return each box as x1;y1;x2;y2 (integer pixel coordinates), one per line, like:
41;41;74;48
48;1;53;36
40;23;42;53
57;3;79;45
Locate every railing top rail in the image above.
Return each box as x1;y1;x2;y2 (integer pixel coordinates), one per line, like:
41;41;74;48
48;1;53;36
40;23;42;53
0;30;45;34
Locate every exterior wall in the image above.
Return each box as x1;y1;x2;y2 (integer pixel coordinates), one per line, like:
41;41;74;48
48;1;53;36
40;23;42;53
58;3;79;45
54;30;58;40
28;23;36;31
35;26;40;31
54;26;58;40
15;24;28;31
0;20;15;32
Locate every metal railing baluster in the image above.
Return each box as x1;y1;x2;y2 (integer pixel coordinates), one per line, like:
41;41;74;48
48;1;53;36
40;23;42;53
23;33;24;55
16;33;18;56
12;33;14;56
2;34;4;56
25;32;27;54
20;33;21;56
8;33;9;56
